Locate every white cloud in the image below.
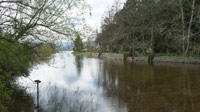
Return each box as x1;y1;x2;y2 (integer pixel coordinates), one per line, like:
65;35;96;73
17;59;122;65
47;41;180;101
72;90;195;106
86;0;127;30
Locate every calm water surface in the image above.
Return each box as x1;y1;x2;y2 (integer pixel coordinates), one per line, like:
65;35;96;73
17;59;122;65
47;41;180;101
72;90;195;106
18;51;200;112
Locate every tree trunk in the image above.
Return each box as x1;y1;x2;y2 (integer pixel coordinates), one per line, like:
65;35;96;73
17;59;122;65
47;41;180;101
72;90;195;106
132;38;135;59
131;32;135;62
98;43;103;58
129;47;133;56
129;33;135;60
98;51;102;58
148;30;155;64
180;0;186;56
185;0;195;56
142;30;145;54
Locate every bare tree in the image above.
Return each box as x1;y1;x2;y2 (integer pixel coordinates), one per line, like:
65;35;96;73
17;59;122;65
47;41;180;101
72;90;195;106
0;0;89;46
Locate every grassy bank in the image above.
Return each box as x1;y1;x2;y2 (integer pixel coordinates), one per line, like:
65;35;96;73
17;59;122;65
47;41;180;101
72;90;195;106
72;52;93;56
73;51;200;64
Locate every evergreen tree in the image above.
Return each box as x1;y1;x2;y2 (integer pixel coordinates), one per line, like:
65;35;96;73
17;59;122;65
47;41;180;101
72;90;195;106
73;34;84;52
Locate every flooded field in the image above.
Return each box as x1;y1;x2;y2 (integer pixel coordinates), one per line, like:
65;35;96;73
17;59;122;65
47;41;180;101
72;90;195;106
18;51;200;112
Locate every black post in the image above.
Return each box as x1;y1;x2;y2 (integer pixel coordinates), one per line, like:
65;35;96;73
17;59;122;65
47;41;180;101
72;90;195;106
35;80;41;112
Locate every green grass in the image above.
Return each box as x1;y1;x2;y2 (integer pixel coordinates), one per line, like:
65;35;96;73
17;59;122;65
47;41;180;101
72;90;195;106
156;53;184;57
73;52;92;56
118;51;129;55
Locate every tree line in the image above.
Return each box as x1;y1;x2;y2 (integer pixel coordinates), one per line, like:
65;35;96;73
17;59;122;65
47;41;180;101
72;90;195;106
95;0;200;62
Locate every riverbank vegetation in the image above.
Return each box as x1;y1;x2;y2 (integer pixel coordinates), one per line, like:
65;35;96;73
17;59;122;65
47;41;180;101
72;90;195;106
95;0;200;62
0;39;56;111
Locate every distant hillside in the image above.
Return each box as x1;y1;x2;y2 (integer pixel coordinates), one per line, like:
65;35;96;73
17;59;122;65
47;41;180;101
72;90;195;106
56;42;74;51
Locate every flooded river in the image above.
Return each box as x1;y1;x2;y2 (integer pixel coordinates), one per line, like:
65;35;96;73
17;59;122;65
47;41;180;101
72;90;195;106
18;51;200;112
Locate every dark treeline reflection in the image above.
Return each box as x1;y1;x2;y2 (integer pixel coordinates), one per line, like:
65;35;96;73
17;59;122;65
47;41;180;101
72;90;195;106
98;60;200;112
75;56;83;76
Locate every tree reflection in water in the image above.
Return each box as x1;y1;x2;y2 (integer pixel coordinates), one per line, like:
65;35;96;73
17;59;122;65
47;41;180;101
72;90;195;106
39;83;97;112
75;56;83;76
99;60;200;112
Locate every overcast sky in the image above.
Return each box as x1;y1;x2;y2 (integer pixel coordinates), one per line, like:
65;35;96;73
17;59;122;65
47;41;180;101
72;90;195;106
86;0;127;30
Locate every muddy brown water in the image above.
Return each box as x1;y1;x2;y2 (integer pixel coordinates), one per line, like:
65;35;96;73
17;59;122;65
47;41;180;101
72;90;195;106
18;51;200;112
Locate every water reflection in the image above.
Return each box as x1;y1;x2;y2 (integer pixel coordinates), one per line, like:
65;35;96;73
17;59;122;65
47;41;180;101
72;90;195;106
75;56;83;76
18;51;200;112
39;84;97;112
100;60;200;112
